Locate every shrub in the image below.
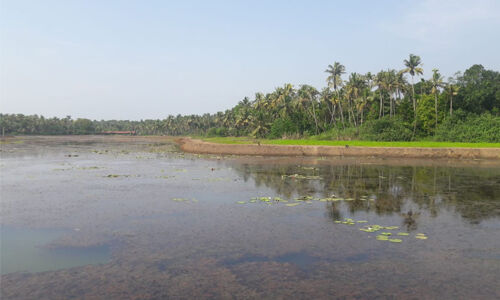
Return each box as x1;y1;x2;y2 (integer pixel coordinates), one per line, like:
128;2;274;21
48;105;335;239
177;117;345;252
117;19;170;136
268;118;298;138
206;127;229;137
434;112;500;142
360;117;412;141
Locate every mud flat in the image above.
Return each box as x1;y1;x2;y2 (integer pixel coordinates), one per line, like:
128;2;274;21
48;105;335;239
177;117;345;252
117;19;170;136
178;138;500;160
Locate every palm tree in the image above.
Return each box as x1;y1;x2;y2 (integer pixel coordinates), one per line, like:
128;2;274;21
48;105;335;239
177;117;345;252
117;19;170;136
375;71;386;118
298;84;320;134
402;54;424;138
446;75;460;117
430;69;444;128
320;87;336;125
325;62;345;91
345;73;367;126
325;62;346;127
381;70;397;118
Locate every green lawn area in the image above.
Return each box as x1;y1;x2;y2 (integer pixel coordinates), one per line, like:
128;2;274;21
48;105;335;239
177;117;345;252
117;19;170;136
202;137;500;148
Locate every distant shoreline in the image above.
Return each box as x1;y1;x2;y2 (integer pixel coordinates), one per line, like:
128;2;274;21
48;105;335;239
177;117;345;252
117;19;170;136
177;138;500;160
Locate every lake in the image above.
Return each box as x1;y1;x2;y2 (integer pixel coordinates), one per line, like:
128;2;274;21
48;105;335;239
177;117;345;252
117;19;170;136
1;136;499;299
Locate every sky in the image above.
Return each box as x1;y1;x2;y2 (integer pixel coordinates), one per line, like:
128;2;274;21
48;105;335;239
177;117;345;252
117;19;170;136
1;0;499;120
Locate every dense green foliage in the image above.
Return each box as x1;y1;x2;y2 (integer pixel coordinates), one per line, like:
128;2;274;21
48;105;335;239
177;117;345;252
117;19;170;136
203;137;500;148
434;111;500;143
1;60;499;142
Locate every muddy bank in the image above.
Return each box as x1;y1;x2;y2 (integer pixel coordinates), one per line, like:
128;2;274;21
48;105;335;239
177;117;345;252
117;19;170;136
177;138;500;160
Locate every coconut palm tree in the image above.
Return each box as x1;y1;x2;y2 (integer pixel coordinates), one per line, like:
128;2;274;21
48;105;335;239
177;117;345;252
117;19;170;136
431;69;444;128
402;54;424;138
325;62;346;127
298;84;320;134
446;75;460;117
375;71;386;118
346;73;367;126
325;62;345;91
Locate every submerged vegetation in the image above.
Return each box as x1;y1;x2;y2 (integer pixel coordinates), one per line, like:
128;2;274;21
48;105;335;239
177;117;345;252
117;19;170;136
1;59;499;143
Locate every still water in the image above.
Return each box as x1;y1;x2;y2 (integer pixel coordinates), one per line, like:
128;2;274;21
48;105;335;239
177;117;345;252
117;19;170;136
1;136;499;299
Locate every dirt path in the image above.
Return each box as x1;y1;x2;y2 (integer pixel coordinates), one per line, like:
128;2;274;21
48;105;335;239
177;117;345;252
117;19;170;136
177;138;500;160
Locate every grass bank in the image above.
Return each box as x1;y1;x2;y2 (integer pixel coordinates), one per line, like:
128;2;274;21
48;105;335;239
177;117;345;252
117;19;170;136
203;137;500;148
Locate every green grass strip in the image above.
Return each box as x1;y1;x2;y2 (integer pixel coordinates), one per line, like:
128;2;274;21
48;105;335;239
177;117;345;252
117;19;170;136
203;137;500;148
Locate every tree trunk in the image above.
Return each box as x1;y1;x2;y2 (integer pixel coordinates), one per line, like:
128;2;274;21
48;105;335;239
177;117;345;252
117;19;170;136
450;94;453;116
411;76;417;139
379;90;383;118
311;101;319;134
338;99;345;129
435;92;438;130
389;94;393;118
349;99;357;127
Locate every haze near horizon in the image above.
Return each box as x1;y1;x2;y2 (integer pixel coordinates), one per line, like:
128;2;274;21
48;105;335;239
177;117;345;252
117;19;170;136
1;0;499;120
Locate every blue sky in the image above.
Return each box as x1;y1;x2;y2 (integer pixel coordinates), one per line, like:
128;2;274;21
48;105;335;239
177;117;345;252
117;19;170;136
1;0;499;120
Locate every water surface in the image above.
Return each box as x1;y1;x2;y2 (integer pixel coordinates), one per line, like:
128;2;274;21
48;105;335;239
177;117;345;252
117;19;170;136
1;136;499;299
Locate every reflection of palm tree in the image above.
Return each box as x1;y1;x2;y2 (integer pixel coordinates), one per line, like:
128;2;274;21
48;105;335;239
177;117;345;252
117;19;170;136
227;160;500;223
400;210;420;231
326;202;342;222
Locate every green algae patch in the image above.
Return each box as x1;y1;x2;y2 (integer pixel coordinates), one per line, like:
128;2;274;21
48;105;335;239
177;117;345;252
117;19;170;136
236;201;246;204
384;226;399;230
286;203;301;207
282;174;321;180
172;198;187;202
172;197;198;203
415;233;428;240
104;174;131;178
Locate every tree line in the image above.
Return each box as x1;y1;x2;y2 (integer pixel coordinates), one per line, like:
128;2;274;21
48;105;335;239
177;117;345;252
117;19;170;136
1;57;499;142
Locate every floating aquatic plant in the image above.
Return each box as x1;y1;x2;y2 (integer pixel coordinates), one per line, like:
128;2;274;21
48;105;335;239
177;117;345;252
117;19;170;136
281;174;321;180
384;226;399;230
415;233;428;240
104;174;130;178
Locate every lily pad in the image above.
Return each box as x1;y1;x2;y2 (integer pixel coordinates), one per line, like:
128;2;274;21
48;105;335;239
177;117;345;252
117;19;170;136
397;232;409;236
172;198;187;202
236;201;246;204
286;203;301;207
389;239;402;243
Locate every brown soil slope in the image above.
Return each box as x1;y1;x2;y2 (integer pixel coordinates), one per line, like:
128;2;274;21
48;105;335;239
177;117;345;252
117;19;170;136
177;138;500;160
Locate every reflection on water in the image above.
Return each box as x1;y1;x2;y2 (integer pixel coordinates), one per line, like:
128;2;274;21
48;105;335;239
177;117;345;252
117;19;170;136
1;136;499;299
0;226;110;274
230;161;500;225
